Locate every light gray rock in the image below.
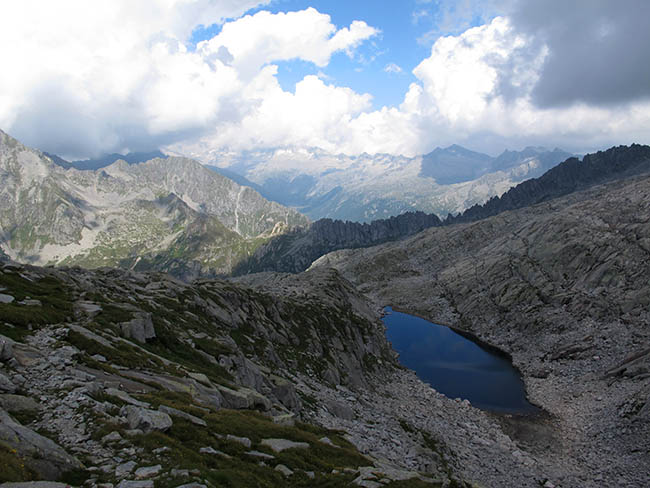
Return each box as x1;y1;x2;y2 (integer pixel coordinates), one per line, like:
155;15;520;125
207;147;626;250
0;372;16;393
134;465;162;479
76;301;102;314
274;464;294;477
326;399;354;420
0;483;70;488
226;434;251;448
101;431;123;444
0;293;14;303
199;446;218;455
187;372;211;385
261;438;309;453
0;334;15;361
0;394;40;412
158;405;206;426
0;408;82;479
271;413;296;426
174;484;207;488
120;405;172;433
115;461;137;478
120;312;156;344
245;450;275;460
352;478;382;488
216;384;272;411
106;387;150;407
116;481;154;488
270;375;301;412
319;436;337;447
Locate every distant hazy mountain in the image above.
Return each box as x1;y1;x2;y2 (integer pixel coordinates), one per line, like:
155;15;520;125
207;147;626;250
451;144;650;224
419;144;493;184
232;144;650;275
46;150;168;171
0;130;307;279
203;145;573;222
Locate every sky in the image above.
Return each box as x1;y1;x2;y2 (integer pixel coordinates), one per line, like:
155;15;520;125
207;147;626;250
1;0;649;161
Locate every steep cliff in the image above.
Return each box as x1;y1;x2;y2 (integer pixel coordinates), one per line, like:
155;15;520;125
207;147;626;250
233;211;442;275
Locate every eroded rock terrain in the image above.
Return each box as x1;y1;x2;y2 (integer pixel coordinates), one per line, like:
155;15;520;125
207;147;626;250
314;173;650;487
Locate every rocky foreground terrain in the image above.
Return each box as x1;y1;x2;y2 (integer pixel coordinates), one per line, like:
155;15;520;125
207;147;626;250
1;253;596;488
314;172;650;487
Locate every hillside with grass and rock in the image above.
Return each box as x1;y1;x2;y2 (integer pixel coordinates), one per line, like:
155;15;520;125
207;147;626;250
1;259;485;487
1;255;587;488
0;130;307;280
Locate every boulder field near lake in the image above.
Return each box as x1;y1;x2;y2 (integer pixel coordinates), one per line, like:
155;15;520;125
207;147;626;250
313;171;650;487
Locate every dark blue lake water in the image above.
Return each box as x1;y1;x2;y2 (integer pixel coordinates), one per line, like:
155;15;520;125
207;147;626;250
382;307;538;414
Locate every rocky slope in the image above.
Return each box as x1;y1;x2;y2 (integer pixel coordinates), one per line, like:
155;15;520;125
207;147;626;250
2;256;596;487
313;172;650;487
0;260;420;487
451;143;650;224
234;144;650;276
185;145;571;222
0;130;307;278
233;211;442;275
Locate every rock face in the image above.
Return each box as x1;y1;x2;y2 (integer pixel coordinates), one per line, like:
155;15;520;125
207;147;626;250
233;211;441;274
120;406;173;433
119;313;156;344
316;171;650;487
0;408;82;479
0;129;307;279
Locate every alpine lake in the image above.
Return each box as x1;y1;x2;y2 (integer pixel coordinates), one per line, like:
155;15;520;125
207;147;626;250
382;306;539;414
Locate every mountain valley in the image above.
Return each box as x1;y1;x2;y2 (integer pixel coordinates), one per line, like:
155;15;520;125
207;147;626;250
0;129;649;488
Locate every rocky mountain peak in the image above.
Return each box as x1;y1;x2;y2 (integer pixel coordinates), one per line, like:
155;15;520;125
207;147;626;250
0;130;308;278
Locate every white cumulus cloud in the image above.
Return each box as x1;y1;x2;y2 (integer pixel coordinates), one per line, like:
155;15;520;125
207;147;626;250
1;1;649;162
0;1;377;159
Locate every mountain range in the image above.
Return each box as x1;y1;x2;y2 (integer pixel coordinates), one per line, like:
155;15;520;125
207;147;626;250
233;143;650;274
4;129;650;281
45;150;168;171
1;136;649;487
200;145;573;222
0;130;307;279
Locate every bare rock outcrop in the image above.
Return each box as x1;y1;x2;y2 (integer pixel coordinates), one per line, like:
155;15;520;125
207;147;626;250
317;172;650;487
0;408;82;479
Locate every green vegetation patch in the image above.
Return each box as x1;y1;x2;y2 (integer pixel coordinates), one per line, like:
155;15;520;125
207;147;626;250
144;317;234;385
0;272;72;330
92;304;134;331
127;409;369;488
67;329;165;371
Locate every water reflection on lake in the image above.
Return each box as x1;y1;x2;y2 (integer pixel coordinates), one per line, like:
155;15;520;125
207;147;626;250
382;306;538;414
